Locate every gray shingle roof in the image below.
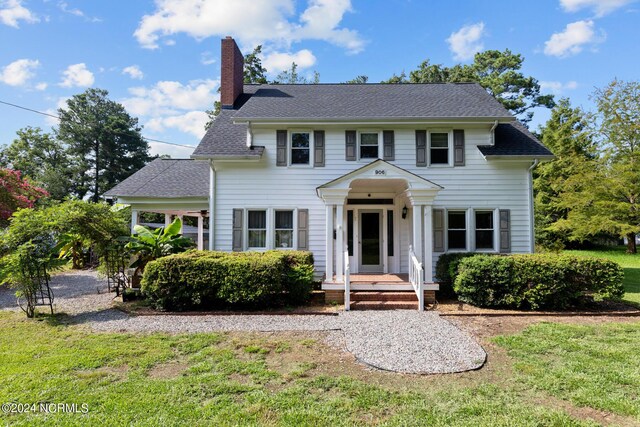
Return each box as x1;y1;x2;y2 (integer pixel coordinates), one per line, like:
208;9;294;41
479;122;554;158
232;83;512;120
192;109;265;158
104;158;209;198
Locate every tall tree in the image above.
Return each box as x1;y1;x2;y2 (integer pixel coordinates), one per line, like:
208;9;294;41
551;80;640;252
386;50;555;123
533;98;597;248
57;88;151;202
345;75;369;84
0;127;73;200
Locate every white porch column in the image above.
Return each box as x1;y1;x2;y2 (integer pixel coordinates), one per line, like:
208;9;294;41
209;163;215;251
335;202;345;283
131;209;139;233
197;216;204;250
423;205;433;282
412;204;423;261
164;213;172;228
325;205;334;282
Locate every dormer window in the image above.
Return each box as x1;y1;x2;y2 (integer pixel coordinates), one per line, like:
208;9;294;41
291;132;311;165
360;132;379;159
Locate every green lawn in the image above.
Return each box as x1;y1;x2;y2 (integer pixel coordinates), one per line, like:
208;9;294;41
564;246;640;306
496;322;640;421
0;311;613;426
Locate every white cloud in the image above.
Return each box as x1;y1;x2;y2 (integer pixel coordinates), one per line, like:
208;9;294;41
122;79;217;140
0;58;39;86
0;0;38;28
560;0;636;17
123;65;144;80
57;1;101;22
544;20;603;57
133;0;364;53
148;141;194;158
262;49;316;73
59;63;95;87
540;80;579;94
146;111;209;138
446;22;486;61
35;82;47;90
43;97;71;126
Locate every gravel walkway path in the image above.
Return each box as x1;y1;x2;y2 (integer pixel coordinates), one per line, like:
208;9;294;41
0;271;486;374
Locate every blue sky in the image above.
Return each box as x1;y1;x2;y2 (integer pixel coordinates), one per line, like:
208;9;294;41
1;0;639;158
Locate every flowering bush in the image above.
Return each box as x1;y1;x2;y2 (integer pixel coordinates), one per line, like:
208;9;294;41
0;169;48;225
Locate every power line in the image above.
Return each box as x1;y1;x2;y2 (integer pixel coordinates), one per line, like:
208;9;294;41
0;99;197;149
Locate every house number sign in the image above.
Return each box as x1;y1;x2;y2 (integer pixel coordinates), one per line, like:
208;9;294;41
374;169;386;175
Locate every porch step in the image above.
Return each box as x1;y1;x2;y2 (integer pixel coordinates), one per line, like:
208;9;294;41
350;300;419;310
350;291;417;302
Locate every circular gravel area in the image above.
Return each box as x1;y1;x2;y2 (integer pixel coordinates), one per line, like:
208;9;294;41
0;271;486;374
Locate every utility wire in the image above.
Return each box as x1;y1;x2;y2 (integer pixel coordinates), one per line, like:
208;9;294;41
0;99;196;149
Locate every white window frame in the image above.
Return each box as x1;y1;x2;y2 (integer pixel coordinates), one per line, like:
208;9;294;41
274;209;296;249
246;209;267;250
289;130;313;167
473;209;496;252
428;130;453;167
358;130;382;161
446;209;467;252
243;208;299;250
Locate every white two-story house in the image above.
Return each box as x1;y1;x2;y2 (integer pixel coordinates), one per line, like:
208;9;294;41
106;37;553;310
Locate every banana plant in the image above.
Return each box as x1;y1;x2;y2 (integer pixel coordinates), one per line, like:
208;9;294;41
55;233;85;269
124;218;194;281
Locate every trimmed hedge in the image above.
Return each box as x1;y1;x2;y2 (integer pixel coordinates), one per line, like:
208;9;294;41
434;253;479;298
453;254;624;310
141;250;315;311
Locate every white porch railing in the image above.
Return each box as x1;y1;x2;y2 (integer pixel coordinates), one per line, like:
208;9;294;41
344;250;351;311
409;245;425;311
344;249;351;311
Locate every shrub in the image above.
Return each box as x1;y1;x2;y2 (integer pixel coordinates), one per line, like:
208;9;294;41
434;253;480;298
453;254;624;310
141;250;315;311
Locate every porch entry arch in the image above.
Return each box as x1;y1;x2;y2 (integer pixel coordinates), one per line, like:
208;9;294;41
316;160;442;282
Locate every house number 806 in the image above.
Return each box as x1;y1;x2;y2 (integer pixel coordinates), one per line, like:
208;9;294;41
374;170;386;175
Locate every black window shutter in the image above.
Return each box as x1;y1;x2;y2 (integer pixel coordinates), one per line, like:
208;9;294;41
433;208;445;252
297;209;309;250
453;129;465;166
383;130;395;161
416;130;427;167
232;209;243;251
313;131;325;167
499;209;511;253
345;130;356;161
276;130;288;166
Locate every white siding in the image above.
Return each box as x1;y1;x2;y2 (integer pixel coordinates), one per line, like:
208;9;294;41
213;125;534;277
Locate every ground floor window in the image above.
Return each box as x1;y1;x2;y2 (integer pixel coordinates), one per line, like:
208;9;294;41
447;211;467;250
275;210;294;248
248;210;267;248
475;210;494;250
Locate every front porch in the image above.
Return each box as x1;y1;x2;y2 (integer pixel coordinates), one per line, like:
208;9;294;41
317;160;443;311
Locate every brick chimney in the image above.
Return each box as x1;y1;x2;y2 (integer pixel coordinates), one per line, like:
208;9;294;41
220;37;243;109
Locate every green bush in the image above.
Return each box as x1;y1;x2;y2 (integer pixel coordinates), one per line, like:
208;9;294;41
453;254;624;310
434;253;480;298
141;250;315;311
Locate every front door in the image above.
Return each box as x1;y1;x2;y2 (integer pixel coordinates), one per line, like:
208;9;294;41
359;210;383;272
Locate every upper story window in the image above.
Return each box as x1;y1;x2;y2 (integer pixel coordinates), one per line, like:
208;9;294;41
247;210;267;249
360;132;379;159
291;132;311;165
475;210;494;250
447;211;467;250
429;132;450;165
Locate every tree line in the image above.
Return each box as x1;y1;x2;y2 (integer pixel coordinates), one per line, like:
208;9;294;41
0;88;151;203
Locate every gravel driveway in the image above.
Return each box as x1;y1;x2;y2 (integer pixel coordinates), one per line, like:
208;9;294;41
0;271;486;374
